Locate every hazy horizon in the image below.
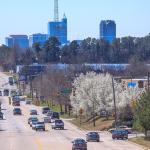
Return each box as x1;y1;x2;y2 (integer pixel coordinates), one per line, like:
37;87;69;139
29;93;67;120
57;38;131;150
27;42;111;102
0;0;150;44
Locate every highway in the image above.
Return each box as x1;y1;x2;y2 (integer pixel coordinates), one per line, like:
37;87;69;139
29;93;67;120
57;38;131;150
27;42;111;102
0;72;144;150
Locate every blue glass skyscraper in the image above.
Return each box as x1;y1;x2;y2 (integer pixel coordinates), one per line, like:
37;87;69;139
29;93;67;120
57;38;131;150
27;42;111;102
100;20;116;43
29;33;48;47
5;35;29;49
48;14;67;45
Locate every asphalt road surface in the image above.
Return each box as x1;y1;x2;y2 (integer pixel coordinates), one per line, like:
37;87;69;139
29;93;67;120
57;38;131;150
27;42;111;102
0;73;144;150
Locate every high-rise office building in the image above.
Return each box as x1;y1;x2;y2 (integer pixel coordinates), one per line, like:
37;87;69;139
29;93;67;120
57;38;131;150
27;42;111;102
100;20;116;43
48;14;67;44
47;0;67;45
5;35;29;49
29;33;48;47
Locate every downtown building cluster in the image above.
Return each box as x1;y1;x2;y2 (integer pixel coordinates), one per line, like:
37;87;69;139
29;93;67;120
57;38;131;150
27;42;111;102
5;14;67;50
5;0;116;50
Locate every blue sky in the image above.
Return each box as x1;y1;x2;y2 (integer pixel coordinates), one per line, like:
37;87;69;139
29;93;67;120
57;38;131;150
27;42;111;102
0;0;150;44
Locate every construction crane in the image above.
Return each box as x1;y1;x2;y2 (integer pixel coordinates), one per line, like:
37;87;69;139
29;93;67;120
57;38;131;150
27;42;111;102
54;0;59;22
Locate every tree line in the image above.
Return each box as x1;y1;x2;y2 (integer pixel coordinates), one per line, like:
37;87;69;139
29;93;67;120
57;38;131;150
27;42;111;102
1;34;150;70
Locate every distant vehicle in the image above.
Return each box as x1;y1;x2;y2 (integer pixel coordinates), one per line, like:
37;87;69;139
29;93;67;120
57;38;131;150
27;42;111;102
10;90;17;97
112;130;128;140
12;96;20;102
32;121;38;130
86;132;100;142
0;91;2;96
118;126;132;134
46;110;53;116
13;108;22;115
43;116;51;123
42;107;50;114
30;109;38;115
51;119;64;130
35;122;45;131
3;89;9;96
100;110;109;117
28;117;38;124
26;100;32;105
50;112;59;122
72;138;87;150
30;119;39;128
12;101;20;106
0;112;4;120
9;77;14;85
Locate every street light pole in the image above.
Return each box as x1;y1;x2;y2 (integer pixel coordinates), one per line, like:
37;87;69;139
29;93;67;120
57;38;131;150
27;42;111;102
112;77;117;128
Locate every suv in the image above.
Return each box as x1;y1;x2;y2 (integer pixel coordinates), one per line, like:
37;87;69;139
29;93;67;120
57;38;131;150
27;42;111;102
42;107;50;114
51;119;64;130
112;130;128;140
50;112;59;122
13;108;22;115
72;138;87;150
86;132;100;142
35;122;45;131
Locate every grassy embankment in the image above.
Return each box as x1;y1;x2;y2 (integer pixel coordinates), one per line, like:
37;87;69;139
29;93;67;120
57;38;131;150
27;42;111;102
129;137;150;149
71;116;114;131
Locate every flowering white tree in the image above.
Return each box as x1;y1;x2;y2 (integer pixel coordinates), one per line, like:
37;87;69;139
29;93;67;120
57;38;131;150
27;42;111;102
70;72;146;116
70;72;124;116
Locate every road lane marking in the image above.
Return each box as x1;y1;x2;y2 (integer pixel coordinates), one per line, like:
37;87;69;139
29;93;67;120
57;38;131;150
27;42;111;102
35;138;43;150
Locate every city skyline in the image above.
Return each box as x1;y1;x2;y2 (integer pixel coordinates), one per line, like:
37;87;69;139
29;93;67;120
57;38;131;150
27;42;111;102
0;0;150;44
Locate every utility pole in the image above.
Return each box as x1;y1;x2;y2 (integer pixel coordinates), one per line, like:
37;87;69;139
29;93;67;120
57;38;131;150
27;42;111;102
93;101;96;127
40;72;43;97
30;76;33;101
112;77;117;128
148;72;150;93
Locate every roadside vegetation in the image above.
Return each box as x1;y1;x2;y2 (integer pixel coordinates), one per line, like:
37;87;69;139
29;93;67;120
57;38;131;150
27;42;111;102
129;137;150;149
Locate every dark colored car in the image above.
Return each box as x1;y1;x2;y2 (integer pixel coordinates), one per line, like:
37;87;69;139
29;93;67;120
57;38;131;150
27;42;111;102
72;138;87;150
50;112;60;122
0;91;2;96
0;112;4;119
42;107;50;114
51;119;64;130
112;130;128;140
35;122;45;131
86;132;100;142
13;108;22;115
28;117;38;124
26;100;32;105
4;90;9;96
30;109;38;115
